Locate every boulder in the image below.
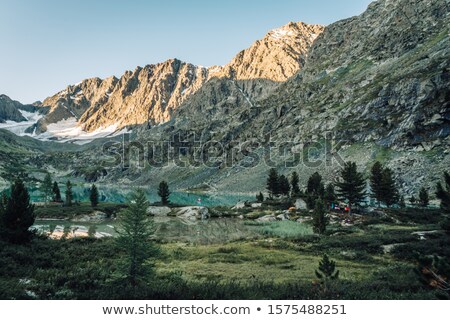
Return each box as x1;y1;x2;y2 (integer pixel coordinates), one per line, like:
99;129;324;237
251;203;263;208
276;213;289;221
72;211;107;222
174;206;210;220
146;206;172;216
257;215;277;222
295;198;307;210
232;201;248;210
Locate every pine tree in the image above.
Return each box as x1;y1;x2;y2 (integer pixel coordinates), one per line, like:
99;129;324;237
266;168;280;199
90;184;99;207
52;181;62;202
324;183;336;208
157;181;171;205
65;180;73;207
291;172;301;197
436;171;450;213
0;179;35;243
370;161;384;207
115;189;159;291
336;162;366;215
409;195;417;206
256;192;264;202
419;187;429;208
278;175;291;197
312;199;328;235
41;172;53;204
306;172;325;209
0;192;8;223
399;195;406;209
315;254;339;280
380;167;399;207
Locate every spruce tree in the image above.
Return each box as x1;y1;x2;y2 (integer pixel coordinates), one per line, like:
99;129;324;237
315;254;339;280
256;192;264;203
291;172;301;197
436;172;450;213
90;184;99;207
380;167;399;207
370;161;384;207
409;195;417;206
306;172;325;209
65;180;73;207
419;187;429;208
157;181;171;205
399;195;406;209
336;162;366;215
266;168;279;199
41;172;53;204
278;175;291;197
1;179;35;243
115;189;159;290
52;181;62;202
312;199;328;235
324;183;336;208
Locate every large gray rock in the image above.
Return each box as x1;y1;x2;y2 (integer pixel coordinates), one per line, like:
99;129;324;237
146;206;172;216
295;199;307;210
257;215;277;222
174;206;210;220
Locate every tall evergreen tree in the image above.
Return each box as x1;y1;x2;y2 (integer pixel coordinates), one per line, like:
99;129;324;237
380;167;399;207
0;179;35;243
157;181;171;205
324;183;336;208
290;172;301;197
266;168;280;199
336;162;366;215
315;254;339;280
90;184;99;207
409;195;417;206
256;192;264;202
65;180;73;207
278;175;290;197
115;189;159;291
419;187;429;208
41;172;53;204
52;181;62;202
306;172;325;209
436;171;450;213
312;199;328;235
370;161;384;207
399;195;406;209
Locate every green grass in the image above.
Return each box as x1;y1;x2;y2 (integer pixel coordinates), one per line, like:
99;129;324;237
253;220;314;239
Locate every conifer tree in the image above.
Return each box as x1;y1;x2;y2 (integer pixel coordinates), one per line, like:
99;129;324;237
419;187;429;208
266;168;280;199
256;192;264;202
278;175;291;197
115;189;160;291
157;181;171;205
336;162;366;215
65;180;73;207
312;199;328;235
90;184;99;207
306;172;325;209
436;172;450;213
324;183;336;208
0;179;35;243
41;172;53;204
409;195;417;206
52;181;62;202
370;161;384;207
291;172;301;197
399;195;406;209
380;167;399;207
315;254;339;280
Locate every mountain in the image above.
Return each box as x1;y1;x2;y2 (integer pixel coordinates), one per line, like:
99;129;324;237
0;94;39;123
24;21;323;137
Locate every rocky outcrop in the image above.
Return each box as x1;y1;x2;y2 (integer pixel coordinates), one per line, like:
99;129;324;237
173;206;210;220
146;206;172;217
0;94;31;123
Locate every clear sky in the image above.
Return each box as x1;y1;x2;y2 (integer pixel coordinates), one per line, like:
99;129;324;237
0;0;373;103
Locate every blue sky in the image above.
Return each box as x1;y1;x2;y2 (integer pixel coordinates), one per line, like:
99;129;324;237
0;0;373;103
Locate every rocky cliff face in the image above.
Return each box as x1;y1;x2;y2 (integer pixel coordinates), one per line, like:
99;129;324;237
31;22;323;135
0;95;29;123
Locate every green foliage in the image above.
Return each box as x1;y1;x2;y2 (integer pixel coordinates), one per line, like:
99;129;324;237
415;255;450;299
409;195;417;205
157;181;171;205
256;221;314;239
266;168;280;198
90;184;99;207
0;179;35;244
278;174;290;197
312;200;328;235
324;183;336;207
306;172;325;209
256;192;264;202
315;254;339;280
115;189;160;291
290;172;301;197
52;181;62;202
336;162;366;212
399;195;406;209
370;161;383;207
65;180;73;207
40;173;53;203
419;187;429;207
380;167;399;207
436;171;450;213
